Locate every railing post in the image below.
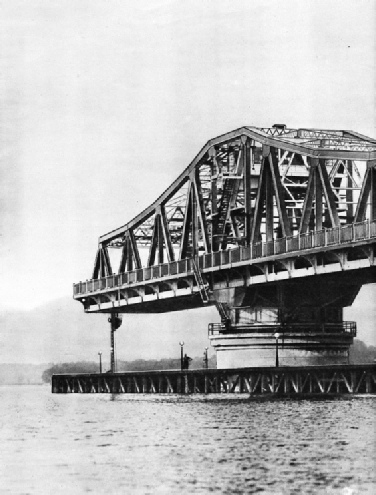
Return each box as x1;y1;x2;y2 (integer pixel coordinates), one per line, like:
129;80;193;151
324;228;327;246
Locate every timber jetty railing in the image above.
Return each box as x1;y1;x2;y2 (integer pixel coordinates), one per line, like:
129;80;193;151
52;364;376;396
74;219;376;297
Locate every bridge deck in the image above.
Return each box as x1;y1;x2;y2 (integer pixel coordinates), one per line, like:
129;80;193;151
74;219;376;313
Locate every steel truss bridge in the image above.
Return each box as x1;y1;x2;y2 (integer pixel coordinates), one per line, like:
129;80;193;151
73;124;376;368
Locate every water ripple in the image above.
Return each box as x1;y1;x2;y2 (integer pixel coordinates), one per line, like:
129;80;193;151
0;386;375;494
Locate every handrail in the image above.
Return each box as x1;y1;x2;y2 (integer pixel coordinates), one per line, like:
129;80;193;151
208;321;357;337
74;219;376;296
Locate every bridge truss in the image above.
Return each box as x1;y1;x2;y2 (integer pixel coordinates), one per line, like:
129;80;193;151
74;125;376;368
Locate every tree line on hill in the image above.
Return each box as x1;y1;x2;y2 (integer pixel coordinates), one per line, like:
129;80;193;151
1;339;374;385
349;339;376;364
41;355;217;382
41;339;376;382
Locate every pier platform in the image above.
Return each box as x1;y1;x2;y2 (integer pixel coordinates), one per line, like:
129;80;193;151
52;364;376;396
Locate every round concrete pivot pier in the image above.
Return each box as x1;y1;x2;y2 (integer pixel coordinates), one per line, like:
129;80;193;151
210;331;353;369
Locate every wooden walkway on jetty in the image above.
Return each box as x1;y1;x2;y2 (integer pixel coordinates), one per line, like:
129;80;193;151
52;364;376;396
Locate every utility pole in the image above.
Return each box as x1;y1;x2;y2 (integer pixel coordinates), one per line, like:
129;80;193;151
203;347;208;369
98;351;102;374
179;341;184;371
274;332;280;367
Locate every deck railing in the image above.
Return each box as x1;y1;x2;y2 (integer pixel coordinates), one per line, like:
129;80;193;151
73;219;376;297
208;321;357;337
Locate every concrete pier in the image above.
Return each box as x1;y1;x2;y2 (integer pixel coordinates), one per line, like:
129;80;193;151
52;364;376;396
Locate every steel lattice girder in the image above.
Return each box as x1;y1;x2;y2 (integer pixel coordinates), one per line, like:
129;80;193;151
52;364;376;395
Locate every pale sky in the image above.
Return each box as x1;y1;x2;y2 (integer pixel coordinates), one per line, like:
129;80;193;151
0;1;375;343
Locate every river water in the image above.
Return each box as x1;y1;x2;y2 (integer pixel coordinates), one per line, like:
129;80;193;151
0;385;375;494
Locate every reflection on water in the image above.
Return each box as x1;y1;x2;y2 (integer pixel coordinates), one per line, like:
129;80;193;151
0;386;375;494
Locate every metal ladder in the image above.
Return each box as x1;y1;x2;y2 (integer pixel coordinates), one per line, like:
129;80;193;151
214;301;231;329
215;168;243;248
216;179;233;236
192;258;210;304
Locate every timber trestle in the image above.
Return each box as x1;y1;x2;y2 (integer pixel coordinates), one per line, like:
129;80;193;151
52;364;376;396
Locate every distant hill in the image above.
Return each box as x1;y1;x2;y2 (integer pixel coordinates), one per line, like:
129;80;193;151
0;295;218;366
41;355;217;383
0;363;48;385
0;284;375;366
349;339;376;364
1;340;374;386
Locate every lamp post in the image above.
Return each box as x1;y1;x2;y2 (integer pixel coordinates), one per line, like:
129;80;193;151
203;347;208;369
179;341;184;371
98;351;102;374
274;333;280;367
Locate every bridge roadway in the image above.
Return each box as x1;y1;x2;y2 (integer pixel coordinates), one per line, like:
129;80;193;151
74;218;376;314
